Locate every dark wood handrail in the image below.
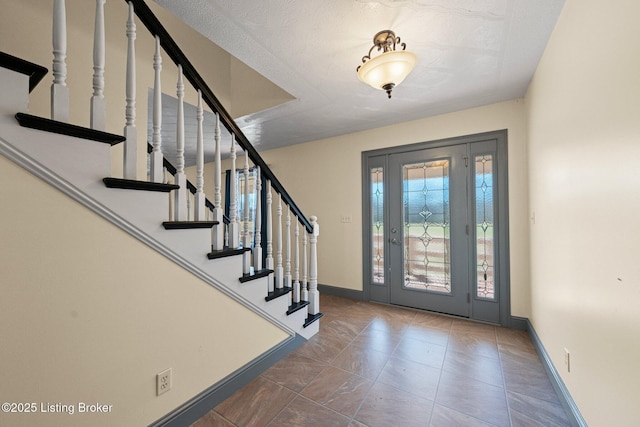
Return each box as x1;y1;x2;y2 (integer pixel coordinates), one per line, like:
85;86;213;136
146;143;229;224
128;0;312;233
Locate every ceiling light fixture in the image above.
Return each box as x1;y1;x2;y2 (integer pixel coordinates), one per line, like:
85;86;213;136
357;30;417;99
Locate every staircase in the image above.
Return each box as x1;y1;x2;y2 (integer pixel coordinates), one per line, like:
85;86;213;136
0;1;321;345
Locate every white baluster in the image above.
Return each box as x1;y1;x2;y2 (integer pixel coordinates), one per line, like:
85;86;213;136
51;0;69;121
90;0;106;130
194;90;206;220
242;150;251;274
266;181;274;292
308;216;320;315
187;191;192;221
302;229;308;302
275;193;283;289
254;167;263;272
293;217;300;304
150;36;163;183
123;1;137;179
212;113;224;250
285;208;292;289
173;65;187;220
228;135;240;248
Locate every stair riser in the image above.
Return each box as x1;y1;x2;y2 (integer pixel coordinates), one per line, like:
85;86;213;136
0;68;29;113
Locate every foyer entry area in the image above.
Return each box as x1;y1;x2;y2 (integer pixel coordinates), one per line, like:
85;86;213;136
192;295;569;427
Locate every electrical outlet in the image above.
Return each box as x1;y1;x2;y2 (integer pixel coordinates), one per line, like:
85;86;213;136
156;368;172;396
564;348;570;373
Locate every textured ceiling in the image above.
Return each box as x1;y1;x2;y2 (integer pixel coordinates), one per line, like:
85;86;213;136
153;0;565;158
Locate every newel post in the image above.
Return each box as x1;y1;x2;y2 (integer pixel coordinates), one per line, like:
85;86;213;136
51;0;69;121
308;216;320;315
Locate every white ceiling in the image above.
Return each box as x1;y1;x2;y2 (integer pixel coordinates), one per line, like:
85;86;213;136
153;0;565;158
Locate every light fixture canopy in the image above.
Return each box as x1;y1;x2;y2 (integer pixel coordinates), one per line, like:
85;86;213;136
357;30;417;99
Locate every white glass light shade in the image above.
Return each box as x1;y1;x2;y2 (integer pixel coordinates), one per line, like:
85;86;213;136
357;50;417;90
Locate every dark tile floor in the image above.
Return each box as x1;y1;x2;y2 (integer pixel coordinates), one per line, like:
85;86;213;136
192;295;570;427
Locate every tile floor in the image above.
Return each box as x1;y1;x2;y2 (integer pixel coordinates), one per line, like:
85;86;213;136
191;295;571;427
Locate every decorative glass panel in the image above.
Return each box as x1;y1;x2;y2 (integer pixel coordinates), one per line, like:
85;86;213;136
402;160;451;293
371;167;384;284
475;155;495;300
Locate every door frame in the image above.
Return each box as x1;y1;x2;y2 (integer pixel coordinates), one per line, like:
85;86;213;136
361;130;511;326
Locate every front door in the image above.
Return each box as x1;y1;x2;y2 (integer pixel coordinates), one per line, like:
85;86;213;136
365;133;504;324
388;144;470;316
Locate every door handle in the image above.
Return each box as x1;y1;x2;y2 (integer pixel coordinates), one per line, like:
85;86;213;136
390;237;400;245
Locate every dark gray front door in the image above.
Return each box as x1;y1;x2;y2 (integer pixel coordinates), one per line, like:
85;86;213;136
364;132;506;324
388;144;470;316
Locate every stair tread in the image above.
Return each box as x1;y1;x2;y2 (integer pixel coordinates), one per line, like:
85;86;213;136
15;113;125;146
239;269;273;283
207;247;251;260
303;312;323;328
286;300;310;315
0;52;48;92
162;221;219;230
265;286;292;302
103;177;179;192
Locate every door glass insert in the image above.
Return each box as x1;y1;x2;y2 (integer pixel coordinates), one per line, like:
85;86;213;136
402;160;451;293
475;154;495;300
371;167;385;284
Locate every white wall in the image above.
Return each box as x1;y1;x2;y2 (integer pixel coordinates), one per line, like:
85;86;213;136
256;99;531;317
525;0;640;425
0;154;289;427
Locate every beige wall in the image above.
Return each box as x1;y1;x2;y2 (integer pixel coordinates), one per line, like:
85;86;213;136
525;0;640;425
255;99;531;318
0;154;289;427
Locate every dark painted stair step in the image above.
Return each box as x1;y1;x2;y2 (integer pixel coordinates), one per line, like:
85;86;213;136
286;300;309;316
207;247;250;260
239;269;273;283
16;113;125;146
0;52;47;92
103;177;179;192
265;286;292;302
303;312;324;328
162;221;218;230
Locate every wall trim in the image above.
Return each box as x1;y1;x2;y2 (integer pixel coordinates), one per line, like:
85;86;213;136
318;283;365;301
526;319;587;427
509;315;528;331
149;334;305;427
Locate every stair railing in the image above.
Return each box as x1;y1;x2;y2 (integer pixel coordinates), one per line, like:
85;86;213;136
48;0;320;315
